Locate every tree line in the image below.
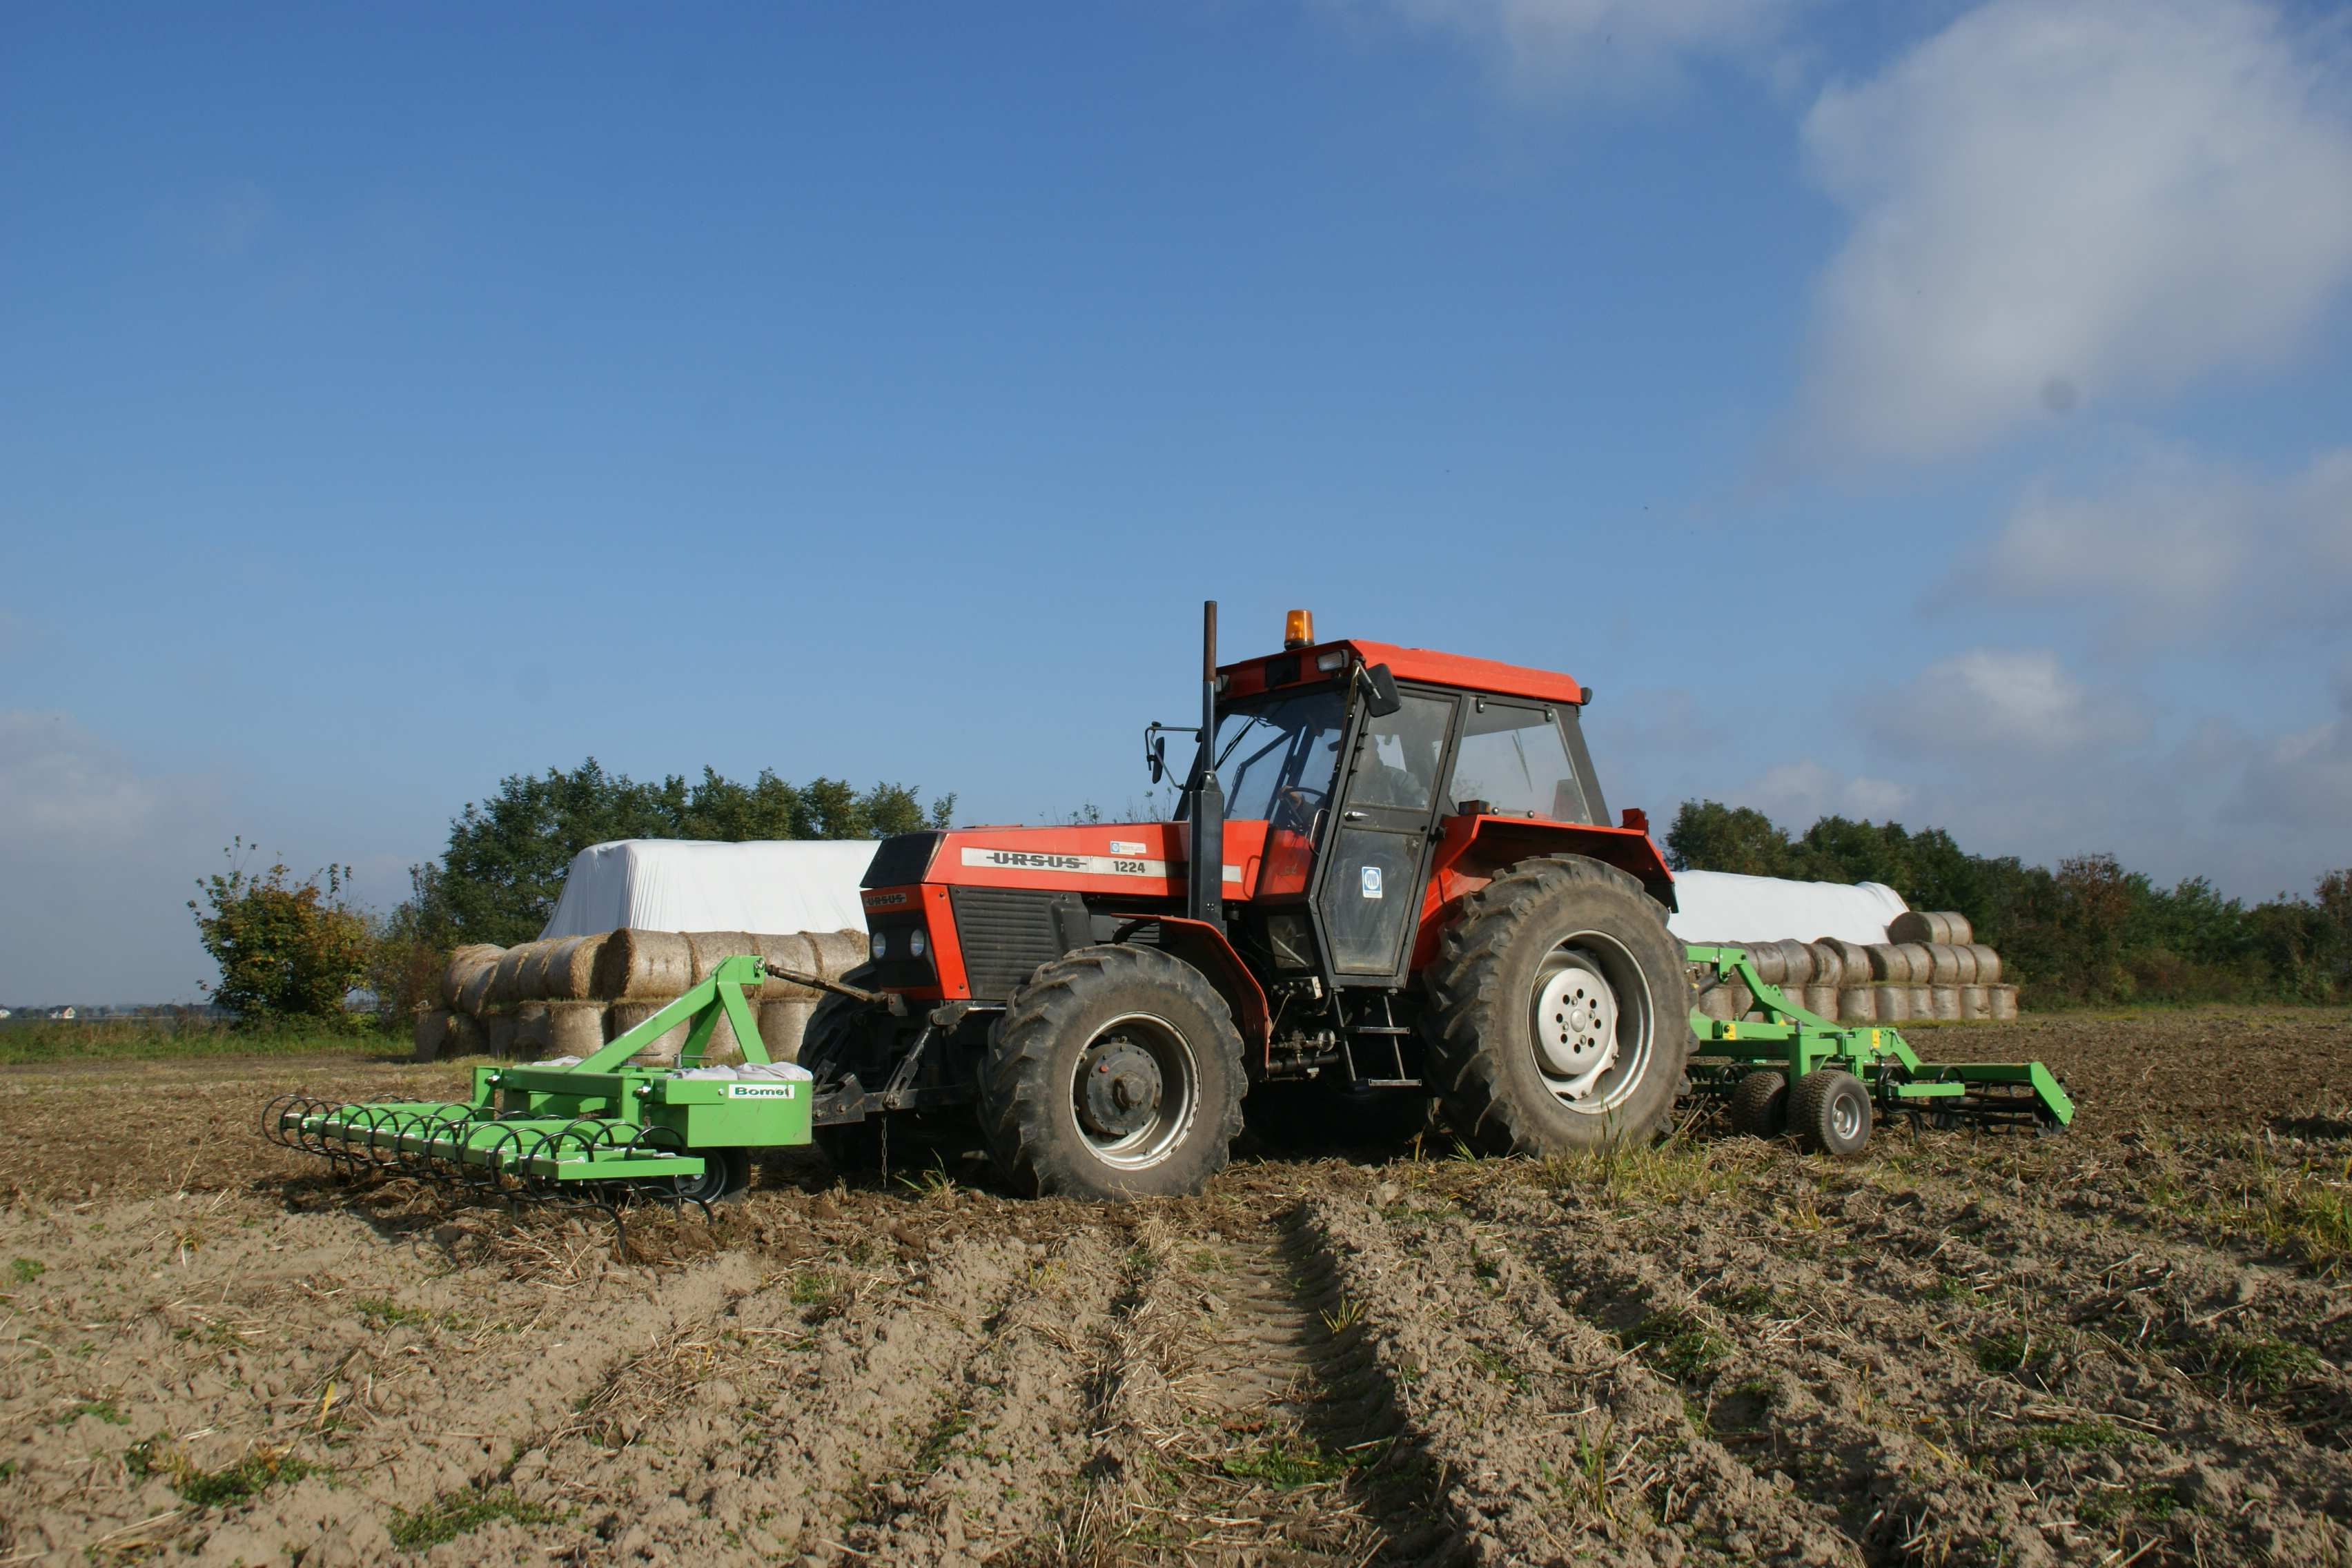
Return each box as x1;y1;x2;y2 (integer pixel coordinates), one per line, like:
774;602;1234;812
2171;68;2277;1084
1665;801;2352;1007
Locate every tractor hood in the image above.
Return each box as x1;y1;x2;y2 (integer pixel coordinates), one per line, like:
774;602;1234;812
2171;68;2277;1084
859;821;1273;905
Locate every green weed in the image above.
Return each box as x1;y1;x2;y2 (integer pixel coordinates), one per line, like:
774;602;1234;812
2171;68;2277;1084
389;1485;562;1550
9;1257;42;1284
63;1399;126;1426
2003;1418;2123;1453
1220;1432;1349;1489
2186;1332;2321;1394
158;1445;326;1508
1629;1308;1726;1382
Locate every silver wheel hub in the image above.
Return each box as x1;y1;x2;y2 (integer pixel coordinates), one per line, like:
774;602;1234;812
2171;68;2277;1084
1531;960;1619;1100
1830;1090;1862;1142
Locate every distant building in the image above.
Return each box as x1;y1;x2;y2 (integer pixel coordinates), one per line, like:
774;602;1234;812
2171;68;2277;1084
0;1007;10;1019
50;1006;75;1020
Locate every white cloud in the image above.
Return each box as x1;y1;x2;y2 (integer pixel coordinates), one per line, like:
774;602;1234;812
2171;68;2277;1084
1859;648;2147;757
1337;0;1811;99
2230;665;2352;833
1797;0;2352;464
1732;758;1914;826
0;712;164;844
1977;444;2352;646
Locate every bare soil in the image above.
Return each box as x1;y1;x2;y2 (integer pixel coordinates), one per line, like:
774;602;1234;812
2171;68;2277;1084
1;1010;2345;1565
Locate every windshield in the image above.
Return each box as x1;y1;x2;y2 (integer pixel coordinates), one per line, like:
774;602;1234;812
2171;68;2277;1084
1188;689;1345;834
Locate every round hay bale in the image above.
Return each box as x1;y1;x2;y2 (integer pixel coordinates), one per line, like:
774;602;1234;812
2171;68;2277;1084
489;947;533;1008
515;1001;552;1057
449;1012;487;1058
1927;984;1961;1021
594;929;694;1001
1894;943;1935;984
1819;939;1873;988
1958;984;1992;1021
1745;943;1786;986
604;1001;687;1066
1865;944;1907;983
1696;986;1738;1022
1804;942;1846;988
1765;939;1813;987
1801;984;1840;1021
545;934;608;1001
700;1001;753;1066
1966;945;2001;984
1923;945;1966;986
412;1008;454;1062
441;945;502;1010
1731;981;1761;1021
757;999;814;1062
1908;984;1935;1019
1890;910;1973;946
546;1001;605;1059
514;942;559;1003
482;1013;520;1059
1841;987;1879;1024
807;929;868;981
754;932;821;1000
456;956;502;1018
1988;984;2019;1021
1874;984;1912;1022
687;931;761;986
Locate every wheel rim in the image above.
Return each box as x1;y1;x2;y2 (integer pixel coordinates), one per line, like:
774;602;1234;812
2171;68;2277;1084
1526;934;1654;1115
1069;1012;1198;1170
1830;1088;1864;1144
674;1150;729;1204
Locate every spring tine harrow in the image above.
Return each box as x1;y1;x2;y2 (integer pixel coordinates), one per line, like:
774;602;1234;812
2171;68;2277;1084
260;954;814;1248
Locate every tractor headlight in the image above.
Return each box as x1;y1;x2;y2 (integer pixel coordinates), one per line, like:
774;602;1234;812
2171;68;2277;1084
870;930;889;961
909;929;928;959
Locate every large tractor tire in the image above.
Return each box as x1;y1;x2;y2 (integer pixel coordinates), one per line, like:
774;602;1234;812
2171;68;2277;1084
798;966;889;1175
981;945;1247;1199
1422;854;1694;1157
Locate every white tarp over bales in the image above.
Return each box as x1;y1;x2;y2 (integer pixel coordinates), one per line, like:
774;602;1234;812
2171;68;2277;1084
1665;870;1909;946
538;839;877;940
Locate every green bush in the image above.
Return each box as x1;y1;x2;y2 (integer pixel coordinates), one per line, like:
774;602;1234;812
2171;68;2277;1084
188;842;372;1028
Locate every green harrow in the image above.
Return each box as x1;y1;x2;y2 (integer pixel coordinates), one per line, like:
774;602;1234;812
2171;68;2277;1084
1683;944;2072;1155
264;954;816;1239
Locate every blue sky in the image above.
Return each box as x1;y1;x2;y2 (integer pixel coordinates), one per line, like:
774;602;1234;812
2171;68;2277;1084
4;0;2349;1001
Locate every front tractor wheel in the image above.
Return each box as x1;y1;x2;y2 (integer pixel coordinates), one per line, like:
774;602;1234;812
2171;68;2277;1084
980;945;1247;1199
1424;854;1694;1157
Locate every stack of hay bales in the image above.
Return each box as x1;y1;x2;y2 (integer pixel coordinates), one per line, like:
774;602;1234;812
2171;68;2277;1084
1690;912;2019;1026
412;928;868;1064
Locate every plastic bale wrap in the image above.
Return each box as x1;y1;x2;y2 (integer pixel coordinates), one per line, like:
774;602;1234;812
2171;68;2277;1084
687;930;761;986
1890;910;1973;946
592;928;695;1001
758;999;814;1061
1967;945;2002;984
1801;983;1840;1020
1988;984;2019;1021
514;1002;552;1057
411;1008;454;1063
1958;985;1992;1021
604;1001;687;1066
440;945;503;1010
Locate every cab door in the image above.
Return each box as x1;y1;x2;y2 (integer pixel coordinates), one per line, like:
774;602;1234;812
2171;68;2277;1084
1311;690;1458;983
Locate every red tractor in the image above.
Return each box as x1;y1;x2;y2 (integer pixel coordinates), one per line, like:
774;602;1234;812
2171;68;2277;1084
805;602;1692;1198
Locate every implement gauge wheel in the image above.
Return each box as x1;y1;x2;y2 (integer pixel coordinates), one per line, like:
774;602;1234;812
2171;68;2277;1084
1423;854;1694;1157
1729;1070;1790;1139
981;945;1246;1199
1791;1069;1872;1157
671;1147;752;1205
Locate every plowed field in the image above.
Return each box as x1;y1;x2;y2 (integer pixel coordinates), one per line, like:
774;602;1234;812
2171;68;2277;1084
2;1010;2346;1566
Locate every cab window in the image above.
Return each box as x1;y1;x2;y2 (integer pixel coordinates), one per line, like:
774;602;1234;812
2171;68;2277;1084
1346;694;1453;814
1449;700;1589;821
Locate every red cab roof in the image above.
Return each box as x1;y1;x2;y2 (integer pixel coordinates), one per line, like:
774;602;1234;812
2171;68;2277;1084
1222;638;1585;706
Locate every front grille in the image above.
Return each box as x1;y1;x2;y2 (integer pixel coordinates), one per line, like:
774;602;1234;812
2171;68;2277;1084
951;887;1083;997
863;832;942;888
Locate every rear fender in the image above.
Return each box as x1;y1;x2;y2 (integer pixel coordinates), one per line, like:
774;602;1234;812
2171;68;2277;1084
1413;816;1677;970
1110;916;1273;1064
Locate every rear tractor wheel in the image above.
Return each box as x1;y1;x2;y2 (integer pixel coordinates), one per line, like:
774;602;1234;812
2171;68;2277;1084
1423;855;1694;1157
1790;1069;1872;1157
981;945;1246;1199
798;966;889;1175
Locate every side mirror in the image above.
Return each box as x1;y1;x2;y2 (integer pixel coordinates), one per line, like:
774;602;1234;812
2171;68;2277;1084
1144;726;1169;783
1361;663;1402;718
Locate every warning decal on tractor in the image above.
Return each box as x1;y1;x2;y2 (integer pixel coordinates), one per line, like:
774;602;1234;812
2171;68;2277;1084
960;848;1242;883
1361;865;1384;899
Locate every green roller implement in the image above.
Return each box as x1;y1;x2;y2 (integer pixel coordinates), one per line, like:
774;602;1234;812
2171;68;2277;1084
1683;943;2072;1156
263;954;813;1226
